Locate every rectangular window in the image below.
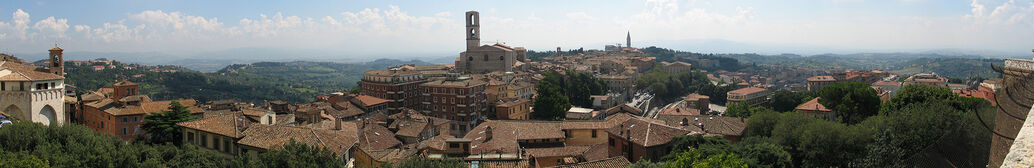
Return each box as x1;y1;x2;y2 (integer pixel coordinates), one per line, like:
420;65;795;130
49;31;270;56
188;132;195;144
201;134;208;147
213;136;220;150
592;130;598;138
122;117;128;123
1;82;5;91
223;138;230;152
609;138;615;146
122;128;127;135
450;143;459;148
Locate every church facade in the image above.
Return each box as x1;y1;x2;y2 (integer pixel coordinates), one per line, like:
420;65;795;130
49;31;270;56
0;46;67;126
454;11;528;73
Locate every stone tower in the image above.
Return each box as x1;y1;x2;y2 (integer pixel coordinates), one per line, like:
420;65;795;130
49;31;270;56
466;11;480;51
626;31;631;48
48;45;64;76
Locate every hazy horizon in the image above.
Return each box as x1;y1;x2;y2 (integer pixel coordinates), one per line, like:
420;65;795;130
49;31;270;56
2;0;1034;58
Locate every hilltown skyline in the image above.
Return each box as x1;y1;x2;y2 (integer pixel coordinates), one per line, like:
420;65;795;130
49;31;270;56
1;0;1033;57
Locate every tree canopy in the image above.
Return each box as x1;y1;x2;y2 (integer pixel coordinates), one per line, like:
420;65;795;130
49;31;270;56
817;82;881;124
140;101;198;145
233;140;345;168
532;72;571;120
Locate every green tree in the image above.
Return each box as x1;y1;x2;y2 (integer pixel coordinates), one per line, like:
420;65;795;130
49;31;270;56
817;82;881;124
0;122;228;167
768;90;814;112
735;139;792;168
234;140;345;168
141;101;197;145
666;149;748;168
382;156;466;168
0;150;51;168
533;80;570;120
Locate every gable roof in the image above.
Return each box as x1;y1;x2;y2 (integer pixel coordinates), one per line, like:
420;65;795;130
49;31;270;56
795;97;831;112
605;117;693;147
177;113;253;138
237;124;359;155
553;157;631;168
0;61;63;81
359;124;402;150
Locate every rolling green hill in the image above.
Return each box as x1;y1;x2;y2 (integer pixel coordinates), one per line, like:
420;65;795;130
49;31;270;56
64;59;430;104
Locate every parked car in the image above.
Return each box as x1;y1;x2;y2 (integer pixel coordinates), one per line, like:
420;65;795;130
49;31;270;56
0;115;11;128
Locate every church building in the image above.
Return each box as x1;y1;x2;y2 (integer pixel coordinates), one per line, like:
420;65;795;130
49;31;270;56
454;11;529;73
0;46;67;126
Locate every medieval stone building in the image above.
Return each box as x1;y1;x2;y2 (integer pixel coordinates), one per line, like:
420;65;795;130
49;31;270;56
454;11;528;73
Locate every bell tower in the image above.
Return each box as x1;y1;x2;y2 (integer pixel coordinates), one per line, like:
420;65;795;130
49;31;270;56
48;44;64;76
465;11;480;51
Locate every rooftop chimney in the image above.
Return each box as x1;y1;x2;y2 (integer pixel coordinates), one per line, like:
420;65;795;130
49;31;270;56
484;126;493;141
335;118;343;130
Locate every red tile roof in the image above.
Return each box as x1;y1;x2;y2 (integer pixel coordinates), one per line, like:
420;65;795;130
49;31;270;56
807;76;836;82
605;117;693;147
237;124;359;155
554;157;631;168
795;97;831;112
177;113;253;138
728;87;767;95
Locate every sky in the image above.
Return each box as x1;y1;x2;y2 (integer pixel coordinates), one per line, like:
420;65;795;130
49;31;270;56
0;0;1033;57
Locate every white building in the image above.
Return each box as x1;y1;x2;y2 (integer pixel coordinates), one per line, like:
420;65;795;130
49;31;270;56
0;46;66;126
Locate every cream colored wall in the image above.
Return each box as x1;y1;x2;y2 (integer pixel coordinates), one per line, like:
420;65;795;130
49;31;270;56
565;129;608;146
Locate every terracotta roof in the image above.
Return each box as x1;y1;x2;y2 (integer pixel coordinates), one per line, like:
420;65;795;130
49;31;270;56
177;113;253;138
581;144;610;161
496;98;530;107
328;101;365;119
728;87;767;95
526;145;592;158
237;124;359;155
96;88;114;94
603;104;643;116
684;93;709;101
795;97;831;112
417;134;452;151
499;120;564;140
560;113;634;130
658;102;701;116
359;124;402;150
655;115;745;136
359;147;418;163
872;81;900;86
553;157;631;168
354;95;389;107
0;61;64;81
605;117;693;147
421;78;486;88
476;160;531;168
463;121;520;155
117;99;204;115
807;76;836;82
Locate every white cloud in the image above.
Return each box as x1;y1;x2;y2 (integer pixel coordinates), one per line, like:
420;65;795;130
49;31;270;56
10;9;31;40
32;16;70;38
566;12;599;21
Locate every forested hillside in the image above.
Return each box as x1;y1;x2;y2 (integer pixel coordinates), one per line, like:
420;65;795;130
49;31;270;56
64;59;430;104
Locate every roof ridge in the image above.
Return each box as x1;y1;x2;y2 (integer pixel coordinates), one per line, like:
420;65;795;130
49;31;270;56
15;71;30;81
311;129;327;148
643;123;651;146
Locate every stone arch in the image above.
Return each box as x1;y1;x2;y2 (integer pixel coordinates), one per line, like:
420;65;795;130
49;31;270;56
40;105;57;126
4;105;24;121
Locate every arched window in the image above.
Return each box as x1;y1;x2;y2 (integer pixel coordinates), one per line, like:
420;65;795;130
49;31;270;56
483;55;489;61
499;56;504;60
468;56;473;61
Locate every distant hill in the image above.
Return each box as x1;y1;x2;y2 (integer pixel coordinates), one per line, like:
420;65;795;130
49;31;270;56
888;57;1001;79
65;58;430;104
718;52;1000;78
